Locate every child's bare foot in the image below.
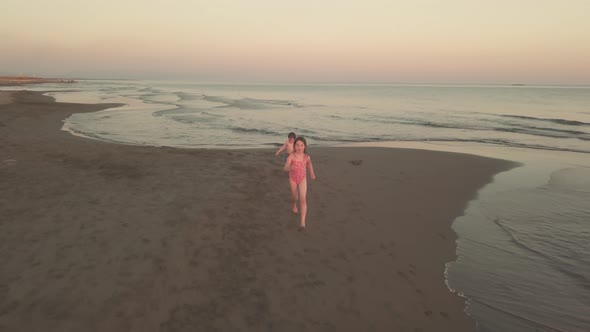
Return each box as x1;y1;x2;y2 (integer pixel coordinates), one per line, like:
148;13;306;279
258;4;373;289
298;224;306;231
292;204;298;214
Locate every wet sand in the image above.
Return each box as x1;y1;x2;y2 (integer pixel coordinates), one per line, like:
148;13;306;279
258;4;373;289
0;90;517;331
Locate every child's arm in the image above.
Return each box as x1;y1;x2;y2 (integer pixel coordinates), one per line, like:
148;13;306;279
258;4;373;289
275;141;287;156
308;156;316;180
283;154;293;172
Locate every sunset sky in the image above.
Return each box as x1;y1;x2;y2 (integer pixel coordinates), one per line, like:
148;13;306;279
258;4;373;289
1;0;589;84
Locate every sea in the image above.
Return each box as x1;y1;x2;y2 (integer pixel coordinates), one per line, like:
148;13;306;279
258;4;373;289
3;80;589;331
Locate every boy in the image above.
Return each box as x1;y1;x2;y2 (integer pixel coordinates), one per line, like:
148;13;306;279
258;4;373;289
275;132;296;159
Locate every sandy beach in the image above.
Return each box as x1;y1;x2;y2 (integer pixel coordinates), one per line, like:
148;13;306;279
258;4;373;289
0;95;11;105
0;90;517;331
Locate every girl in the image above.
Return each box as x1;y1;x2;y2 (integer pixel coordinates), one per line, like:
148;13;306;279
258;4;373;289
283;137;316;230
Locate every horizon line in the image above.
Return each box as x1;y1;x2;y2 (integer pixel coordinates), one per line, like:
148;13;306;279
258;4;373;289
2;74;589;87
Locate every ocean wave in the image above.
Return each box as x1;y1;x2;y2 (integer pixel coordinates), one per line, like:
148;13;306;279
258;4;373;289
227;126;283;137
274;132;590;153
499;115;590;126
201;94;303;110
493;218;590;289
356;114;590;141
350;115;481;130
494;127;590;141
427;138;590;154
242;97;303;108
297;134;383;143
62;126;138;146
460;237;518;256
153;107;202;117
470;298;567;332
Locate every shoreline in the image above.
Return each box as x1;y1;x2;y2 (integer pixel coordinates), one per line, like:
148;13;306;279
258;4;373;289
0;76;75;87
0;90;518;331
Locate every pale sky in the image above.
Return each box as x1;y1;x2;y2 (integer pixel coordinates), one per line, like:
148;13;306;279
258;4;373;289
1;0;589;84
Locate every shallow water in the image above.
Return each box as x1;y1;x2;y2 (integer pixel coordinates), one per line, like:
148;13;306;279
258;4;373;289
5;80;589;153
450;146;589;332
3;80;590;331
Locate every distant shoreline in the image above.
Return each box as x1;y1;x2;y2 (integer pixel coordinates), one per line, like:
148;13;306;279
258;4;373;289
2;77;588;88
0;76;75;86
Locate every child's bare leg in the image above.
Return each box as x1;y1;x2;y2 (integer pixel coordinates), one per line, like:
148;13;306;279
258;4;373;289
298;179;308;228
289;179;299;214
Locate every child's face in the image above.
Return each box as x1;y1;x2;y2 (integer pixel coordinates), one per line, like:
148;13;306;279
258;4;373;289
288;137;295;143
295;140;305;152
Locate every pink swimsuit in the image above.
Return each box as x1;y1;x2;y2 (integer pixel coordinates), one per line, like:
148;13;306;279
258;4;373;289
290;154;310;184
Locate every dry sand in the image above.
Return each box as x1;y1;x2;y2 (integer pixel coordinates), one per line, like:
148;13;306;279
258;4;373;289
0;90;517;331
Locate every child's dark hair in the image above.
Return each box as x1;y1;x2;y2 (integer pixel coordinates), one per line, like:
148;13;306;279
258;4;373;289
288;132;296;139
293;136;308;154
